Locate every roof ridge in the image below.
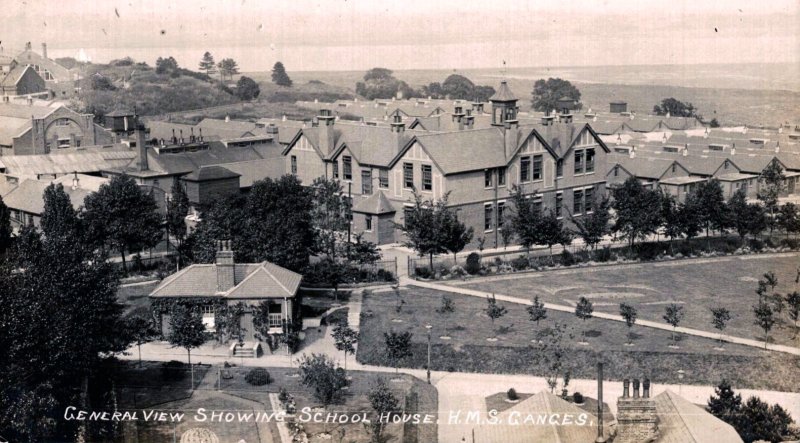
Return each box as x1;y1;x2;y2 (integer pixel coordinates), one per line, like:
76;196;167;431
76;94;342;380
261;263;294;296
150;265;199;296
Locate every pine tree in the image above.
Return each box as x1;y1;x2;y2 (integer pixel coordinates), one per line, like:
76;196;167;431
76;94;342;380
707;379;742;425
271;61;293;87
198;51;216;76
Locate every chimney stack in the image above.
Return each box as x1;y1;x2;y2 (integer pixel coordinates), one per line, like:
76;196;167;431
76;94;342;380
317;109;335;154
615;377;659;443
41;43;48;59
136;119;149;172
215;240;235;292
71;171;79;190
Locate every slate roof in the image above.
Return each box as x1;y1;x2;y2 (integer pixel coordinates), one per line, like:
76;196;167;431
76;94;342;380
609;154;682;180
352;191;395;215
150;261;302;298
0;150;136;176
489;81;517;102
653;390;743;443
221;158;286;188
0;65;36;87
413;127;508;174
2;177;99;215
181;166;240;182
195;118;258;137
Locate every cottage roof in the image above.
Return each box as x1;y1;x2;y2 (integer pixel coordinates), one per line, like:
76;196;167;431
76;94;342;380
2;178;97;215
150;261;302;298
352;191;395;215
653;390;743;443
0;65;36;87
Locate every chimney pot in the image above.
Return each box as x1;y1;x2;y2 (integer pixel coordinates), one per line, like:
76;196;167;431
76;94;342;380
623;379;630;398
643;379;651;398
633;379;640;398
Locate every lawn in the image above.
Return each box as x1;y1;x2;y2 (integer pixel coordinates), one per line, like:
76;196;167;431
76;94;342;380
357;287;800;392
111;360;211;409
116;280;160;316
453;253;800;347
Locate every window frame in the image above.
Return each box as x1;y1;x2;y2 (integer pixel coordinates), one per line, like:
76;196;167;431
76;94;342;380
342;156;353;181
555;192;563;218
574;150;584;175
403;163;414;189
532;154;543;181
484;203;494;232
573;189;584;215
484;169;493;188
421;164;433;191
290;155;298;174
379;169;389;188
365;214;373;231
361;169;373;195
498;166;507;186
520;156;531;182
556;158;564;178
585;148;595;173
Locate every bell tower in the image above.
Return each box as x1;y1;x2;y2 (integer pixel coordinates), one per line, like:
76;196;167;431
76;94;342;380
490;81;518;127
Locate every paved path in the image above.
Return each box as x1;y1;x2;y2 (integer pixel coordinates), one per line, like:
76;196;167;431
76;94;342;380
404;277;800;356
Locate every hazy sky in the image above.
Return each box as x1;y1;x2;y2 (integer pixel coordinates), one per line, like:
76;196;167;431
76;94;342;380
1;0;797;71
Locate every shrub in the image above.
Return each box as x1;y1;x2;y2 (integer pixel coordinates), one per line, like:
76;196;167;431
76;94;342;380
465;253;482;275
450;265;466;276
573;392;584;404
160;360;185;381
748;238;765;252
780;238;800;250
507;388;519;401
245;368;273;386
278;387;289;402
593;246;613;262
560;250;576;266
494;257;503;266
511;256;529;271
414;267;432;279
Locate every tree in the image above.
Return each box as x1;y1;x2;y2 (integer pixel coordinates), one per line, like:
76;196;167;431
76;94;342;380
235;76;260;101
709;118;721;128
345;233;381;264
737;396;795;443
485;294;507;334
124;315;158;367
198;51;216;76
619;303;637;345
442;211;474;264
83;174;163;273
660;191;684;253
758;161;786;235
436;296;455;334
355;68;416;100
314;258;348;301
752;301;775;349
166;179;190;248
663;303;684;345
217;58;240;81
41;183;81;244
536;322;573;394
727;188;767;240
367;378;399;443
384;331;412;374
531;78;582;112
421;74;496;101
571;196;611;251
271;61;293;87
710;307;732;345
155;56;179;75
787;291;800;336
526;296;547;339
167;305;208;389
653;98;700;118
707;379;742;426
612;177;663;250
539;210;572;257
574;297;594;342
310;177;352;259
507;186;544;254
685;179;727;244
331;325;358;370
297;353;348;406
0;197;10;254
394;191;453;271
777;202;800;237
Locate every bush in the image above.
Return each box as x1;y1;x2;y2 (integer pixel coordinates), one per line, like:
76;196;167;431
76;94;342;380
573;392;584;404
414;267;432;279
511;256;529;271
593;246;613;262
560;250;576;266
780;238;800;250
278;387;289;402
160;360;185;381
507;388;519;401
748;238;765;252
245;368;272;386
465;253;482;275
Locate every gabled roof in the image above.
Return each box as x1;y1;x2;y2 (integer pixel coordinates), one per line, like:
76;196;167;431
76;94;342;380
0;65;39;87
489;81;517;102
411;127;508;174
609;154;684;180
2;178;98;215
653;390;743;443
352;191;395;215
150;261;301;298
181;166;240;182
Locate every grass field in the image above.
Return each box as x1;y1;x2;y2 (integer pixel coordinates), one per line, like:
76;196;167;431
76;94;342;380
356;287;800;392
455;253;800;347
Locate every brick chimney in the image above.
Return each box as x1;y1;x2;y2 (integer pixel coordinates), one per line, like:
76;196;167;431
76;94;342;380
317;109;335;155
504;120;519;159
41;43;48;59
215;240;235;292
136;119;149;171
390;112;405;153
615;378;658;443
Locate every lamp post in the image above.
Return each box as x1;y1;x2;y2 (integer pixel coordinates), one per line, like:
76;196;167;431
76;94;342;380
677;369;685;395
425;324;432;384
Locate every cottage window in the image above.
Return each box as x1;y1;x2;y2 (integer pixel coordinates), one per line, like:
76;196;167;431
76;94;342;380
361;169;372;195
532;155;543;180
343;156;353;180
365;215;373;231
379;169;389;188
422;165;432;191
202;306;215;331
520;156;531;182
498;167;506;186
574;150;584;174
291;155;297;174
403;163;414;189
573;189;584;215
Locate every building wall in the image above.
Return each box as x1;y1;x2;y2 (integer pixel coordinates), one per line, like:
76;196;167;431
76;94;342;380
0;67;46;96
286;134;326;186
387;141;444;201
12;107;98;155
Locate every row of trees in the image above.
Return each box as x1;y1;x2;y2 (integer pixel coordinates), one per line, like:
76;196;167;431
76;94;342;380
355;68;497;101
197;52;240;81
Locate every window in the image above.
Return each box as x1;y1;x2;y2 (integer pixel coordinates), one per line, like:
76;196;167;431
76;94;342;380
532;155;543;180
585;148;595;173
497;202;505;228
574;150;584;174
403;163;414;189
484;169;493;188
422;165;432;191
573;189;584;214
556;159;564;178
723;160;729;170
533;196;543;213
613;166;619;177
361;169;372;194
343;156;352;180
672;163;677;173
484;204;494;231
498;167;506;186
332;160;339;179
555;193;563;218
291;155;297;174
520;156;531;182
202;305;216;331
56;118;69;126
57;138;70;149
585;187;594;213
365;215;373;231
379;169;389;188
403;206;414;228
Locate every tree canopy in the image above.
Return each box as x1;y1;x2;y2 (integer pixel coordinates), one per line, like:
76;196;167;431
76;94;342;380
235;76;261;101
531;78;582;112
421;74;496;101
198;51;216;75
271;61;293;87
653;98;700;118
612;177;663;248
217;58;240;81
356;67;416;100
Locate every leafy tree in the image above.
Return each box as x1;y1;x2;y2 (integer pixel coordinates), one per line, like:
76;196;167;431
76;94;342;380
536;322;573;394
727;188;767;240
707;379;742;426
297;353;348;406
507;186;544;254
777;202;800;237
345;233;381;264
485;294;508;333
356;67;416;100
271;61;293;87
531;78;582;112
574;297;594;341
124;315;158;367
235;76;261;101
82;174;163;273
526;296;547;339
737;396;795;443
421;74;496;101
198;51;216;76
217;58;240;81
612;177;663;250
571;196;611;251
90;74;116;91
436;296;455;334
166;179;190;248
619;303;637;345
663;303;684;345
367;378;399;443
653;97;700;118
384;331;413;374
758;161;786;234
539;209;573;257
710;307;732;345
394;191;453;271
332;324;358;370
167;305;208;389
660;191;684;253
442;211;473;264
752;301;775;349
155;56;179;75
313;257;348;301
685;179;727;244
786;291;800;336
41;183;81;244
187;193;248;263
0;197;10;254
310;177;352;258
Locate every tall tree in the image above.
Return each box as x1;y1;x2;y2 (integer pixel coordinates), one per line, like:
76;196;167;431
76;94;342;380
660;191;684;253
685;179;727;243
384;331;412;374
442;211;474;264
663;303;685;345
531;78;582;112
166;179;190;248
777;202;800;237
332;324;358;370
539;209;572;256
653;98;700;118
217;58;240;81
198;51;216;76
711;307;732;345
727;188;767;240
0;196;10;254
526;296;547;339
757;161;786;235
619;303;637;345
83;174;163;273
507;186;544;254
574;297;594;342
612;177;663;250
752;301;775;349
41;183;81;244
394;191;453;271
271;61;293;87
571;196;611;251
167;305;208;389
707;379;742;426
235;76;261;101
310;177;352;259
297;353;348;406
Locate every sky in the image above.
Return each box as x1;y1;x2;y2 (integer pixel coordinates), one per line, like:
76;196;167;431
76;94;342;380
0;0;797;71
